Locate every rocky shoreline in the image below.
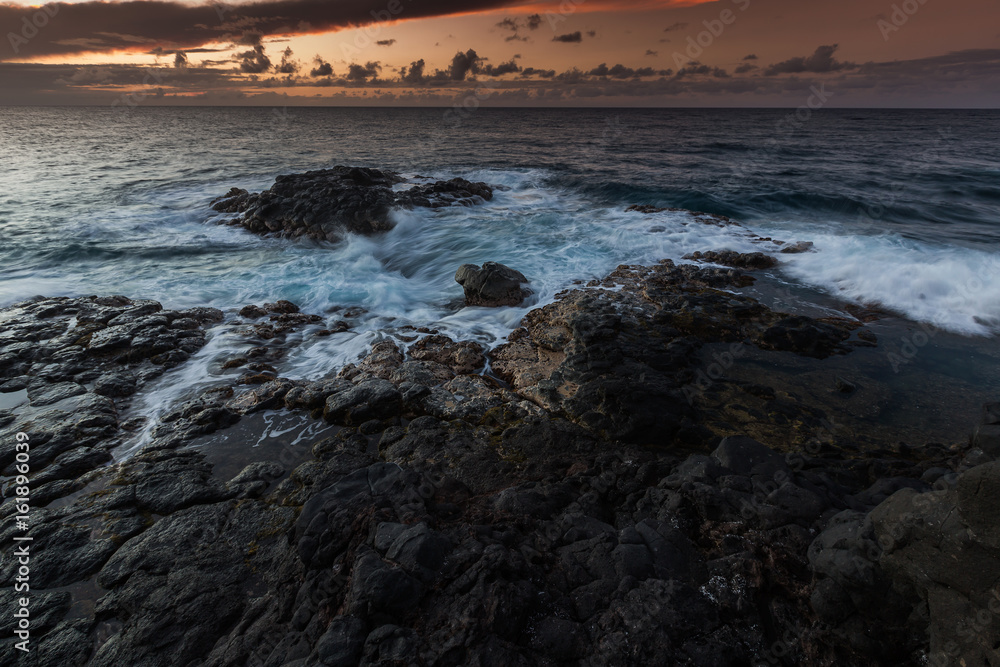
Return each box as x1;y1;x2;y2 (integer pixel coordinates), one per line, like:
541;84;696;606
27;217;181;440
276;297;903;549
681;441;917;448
2;173;999;666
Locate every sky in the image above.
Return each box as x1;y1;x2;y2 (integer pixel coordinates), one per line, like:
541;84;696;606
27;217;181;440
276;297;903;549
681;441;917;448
0;0;998;106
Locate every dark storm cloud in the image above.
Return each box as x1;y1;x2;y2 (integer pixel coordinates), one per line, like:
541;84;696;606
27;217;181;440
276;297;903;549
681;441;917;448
553;32;583;43
0;0;529;61
309;56;332;77
173;51;187;68
764;44;856;75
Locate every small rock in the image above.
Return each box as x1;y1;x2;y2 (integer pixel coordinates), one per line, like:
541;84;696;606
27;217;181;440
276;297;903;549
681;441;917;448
455;262;531;307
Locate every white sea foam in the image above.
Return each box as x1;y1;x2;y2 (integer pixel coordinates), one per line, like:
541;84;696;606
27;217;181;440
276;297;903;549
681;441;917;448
771;230;1000;336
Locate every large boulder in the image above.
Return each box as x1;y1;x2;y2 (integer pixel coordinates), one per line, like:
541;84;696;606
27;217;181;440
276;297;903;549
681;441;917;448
454;262;531;307
212;167;494;242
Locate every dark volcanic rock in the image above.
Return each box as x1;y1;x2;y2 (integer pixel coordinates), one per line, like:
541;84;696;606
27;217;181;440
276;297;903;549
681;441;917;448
455;262;532;307
683;250;778;270
212;167;493;242
2;267;987;667
489;260;866;444
0;295;220;483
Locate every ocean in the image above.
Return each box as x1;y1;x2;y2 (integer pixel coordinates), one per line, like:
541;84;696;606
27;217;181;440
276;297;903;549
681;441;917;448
2;106;999;444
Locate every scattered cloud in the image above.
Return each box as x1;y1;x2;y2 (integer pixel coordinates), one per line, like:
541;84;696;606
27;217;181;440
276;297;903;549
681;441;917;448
346;61;381;83
310;57;333;77
553;32;583;43
236;45;271;74
376;39;397;47
447;49;481;80
275;47;298;74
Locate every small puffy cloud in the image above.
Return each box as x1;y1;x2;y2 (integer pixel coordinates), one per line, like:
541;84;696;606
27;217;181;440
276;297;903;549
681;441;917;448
447;49;481;80
401;59;426;84
676;62;729;78
481;59;521;76
663;22;688;33
734;63;758;74
275;46;298;74
645;50;658;57
236;45;271;74
743;54;758;60
553;32;583;43
527;14;542;30
376;39;396;47
521;67;555;78
346;61;381;83
589;63;666;79
310;57;332;77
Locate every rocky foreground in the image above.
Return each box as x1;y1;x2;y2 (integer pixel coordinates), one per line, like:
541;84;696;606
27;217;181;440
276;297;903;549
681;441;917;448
2;244;999;662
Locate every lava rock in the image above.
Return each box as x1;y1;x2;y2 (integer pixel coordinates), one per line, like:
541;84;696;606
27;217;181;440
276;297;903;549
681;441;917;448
455;262;531;307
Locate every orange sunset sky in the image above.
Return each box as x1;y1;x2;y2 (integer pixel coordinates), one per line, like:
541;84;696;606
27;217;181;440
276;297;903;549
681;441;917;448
1;0;998;105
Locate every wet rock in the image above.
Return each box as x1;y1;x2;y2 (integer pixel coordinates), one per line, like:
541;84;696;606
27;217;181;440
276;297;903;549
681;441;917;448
93;370;137;397
239;304;267;319
213;167;493;242
397;177;493;208
683;250;778;270
755;315;855;358
455;262;531;307
323;378;402;425
780;241;815;253
408;335;486;375
316;616;367;666
385;523;452;580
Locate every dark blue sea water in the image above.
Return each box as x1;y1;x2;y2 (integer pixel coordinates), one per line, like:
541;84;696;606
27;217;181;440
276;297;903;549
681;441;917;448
2;106;999;444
